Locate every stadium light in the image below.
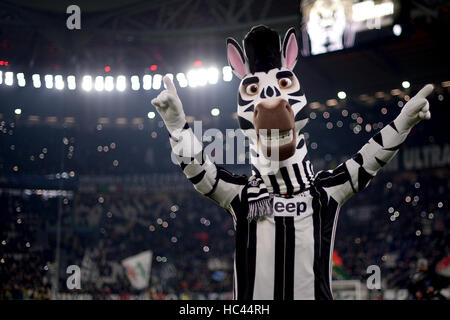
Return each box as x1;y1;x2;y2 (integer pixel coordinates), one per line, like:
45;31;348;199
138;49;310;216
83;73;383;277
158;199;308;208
44;74;53;89
142;75;152;90
176;73;188;88
393;24;402;36
402;81;410;89
5;72;13;86
17;73;26;87
104;76;114;92
14;108;22;115
223;66;233;82
148;111;156;119
94;76;104;92
116;75;126;92
82;75;92;91
207;67;219;85
186;69;197;88
131;75;140;91
337;91;347;99
198;68;208;86
187;69;207;87
67;75;76;90
55;75;64;90
211;107;220;117
31;74;41;88
0;71;2;85
153;74;162;90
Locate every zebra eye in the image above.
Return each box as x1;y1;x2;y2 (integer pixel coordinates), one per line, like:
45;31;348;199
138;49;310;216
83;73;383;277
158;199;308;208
245;84;259;95
278;78;292;89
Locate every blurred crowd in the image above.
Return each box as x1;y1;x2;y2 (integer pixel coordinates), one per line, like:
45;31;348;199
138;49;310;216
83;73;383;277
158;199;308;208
0;169;448;300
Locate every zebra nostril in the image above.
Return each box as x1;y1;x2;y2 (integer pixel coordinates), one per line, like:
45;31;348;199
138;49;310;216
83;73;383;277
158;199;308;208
254;109;259;118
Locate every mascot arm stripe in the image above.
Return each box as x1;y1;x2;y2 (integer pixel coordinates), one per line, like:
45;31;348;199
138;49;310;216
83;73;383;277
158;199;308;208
317;120;410;205
169;126;246;209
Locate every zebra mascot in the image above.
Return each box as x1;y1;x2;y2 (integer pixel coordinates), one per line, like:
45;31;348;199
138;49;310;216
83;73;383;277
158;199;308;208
151;25;434;300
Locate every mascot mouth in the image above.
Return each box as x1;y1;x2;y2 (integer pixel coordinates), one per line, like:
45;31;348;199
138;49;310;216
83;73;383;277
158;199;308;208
257;128;296;161
258;129;294;147
253;99;296;161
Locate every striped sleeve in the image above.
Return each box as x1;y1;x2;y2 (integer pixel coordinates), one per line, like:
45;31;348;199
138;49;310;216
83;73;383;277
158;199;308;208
168;122;247;210
315;119;410;205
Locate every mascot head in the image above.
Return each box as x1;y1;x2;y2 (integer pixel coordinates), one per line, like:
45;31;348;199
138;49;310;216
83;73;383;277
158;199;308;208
226;26;309;166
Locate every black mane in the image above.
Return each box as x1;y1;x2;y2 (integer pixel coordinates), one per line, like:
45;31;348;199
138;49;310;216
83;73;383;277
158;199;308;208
244;25;281;74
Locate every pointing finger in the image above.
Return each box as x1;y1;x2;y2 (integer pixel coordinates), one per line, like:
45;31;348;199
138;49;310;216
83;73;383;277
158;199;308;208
163;75;177;94
416;84;434;99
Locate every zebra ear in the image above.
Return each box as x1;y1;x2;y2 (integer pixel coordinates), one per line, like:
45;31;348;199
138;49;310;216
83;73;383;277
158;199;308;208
226;38;247;79
282;27;298;70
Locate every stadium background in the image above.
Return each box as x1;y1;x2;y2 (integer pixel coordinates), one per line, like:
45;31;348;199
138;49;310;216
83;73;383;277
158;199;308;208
0;0;449;300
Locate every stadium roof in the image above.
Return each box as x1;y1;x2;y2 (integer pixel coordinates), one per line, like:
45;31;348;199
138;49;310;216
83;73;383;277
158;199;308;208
0;0;449;98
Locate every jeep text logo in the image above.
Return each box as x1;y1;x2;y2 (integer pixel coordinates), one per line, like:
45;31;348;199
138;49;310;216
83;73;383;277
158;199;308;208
273;199;307;216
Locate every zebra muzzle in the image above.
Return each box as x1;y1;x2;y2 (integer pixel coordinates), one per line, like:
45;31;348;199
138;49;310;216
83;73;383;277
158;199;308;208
254;99;296;161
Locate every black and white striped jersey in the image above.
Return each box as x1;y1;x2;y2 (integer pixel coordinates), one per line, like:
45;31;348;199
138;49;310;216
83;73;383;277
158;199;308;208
167;118;411;300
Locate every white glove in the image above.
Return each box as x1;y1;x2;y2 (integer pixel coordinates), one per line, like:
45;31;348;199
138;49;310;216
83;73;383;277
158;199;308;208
151;76;186;133
396;84;433;131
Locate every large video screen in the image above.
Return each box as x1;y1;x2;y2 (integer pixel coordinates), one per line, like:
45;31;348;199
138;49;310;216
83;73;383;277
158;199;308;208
300;0;400;56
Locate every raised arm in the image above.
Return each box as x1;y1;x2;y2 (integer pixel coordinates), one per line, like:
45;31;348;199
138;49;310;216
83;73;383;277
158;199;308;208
151;76;246;210
316;84;434;205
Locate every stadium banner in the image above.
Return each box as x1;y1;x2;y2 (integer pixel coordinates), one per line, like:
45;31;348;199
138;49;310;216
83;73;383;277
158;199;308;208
383;143;450;172
121;250;153;290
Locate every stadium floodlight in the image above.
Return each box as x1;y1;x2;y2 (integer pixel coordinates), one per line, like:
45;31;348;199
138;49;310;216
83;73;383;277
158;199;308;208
81;75;92;91
393;24;402;36
5;72;14;86
142;75;152;90
223;66;233;82
17;73;26;87
148;111;156;119
32;74;41;88
67;75;76;90
116;75;126;92
187;69;207;87
14;108;22;115
211;107;220;117
0;71;2;85
197;68;208;86
54;75;64;90
337;91;347;99
104;76;114;92
131;75;140;91
94;76;104;92
187;69;198;88
402;81;410;89
153;74;162;90
44;74;54;89
207;67;219;85
176;73;188;88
